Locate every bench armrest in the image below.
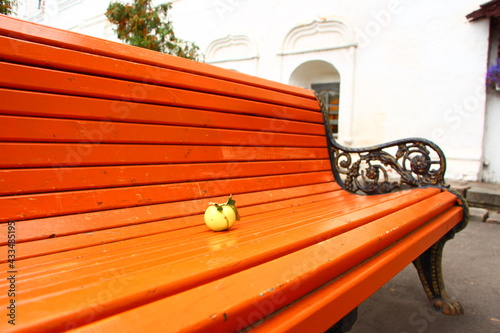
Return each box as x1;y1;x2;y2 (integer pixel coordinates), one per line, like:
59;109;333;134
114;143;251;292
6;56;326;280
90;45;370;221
328;136;447;194
317;95;447;195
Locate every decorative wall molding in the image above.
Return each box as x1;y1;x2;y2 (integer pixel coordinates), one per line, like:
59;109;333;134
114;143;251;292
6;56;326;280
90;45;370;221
280;17;356;55
205;35;258;63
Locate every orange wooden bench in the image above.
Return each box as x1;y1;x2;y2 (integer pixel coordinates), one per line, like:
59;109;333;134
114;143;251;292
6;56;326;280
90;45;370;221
0;16;468;333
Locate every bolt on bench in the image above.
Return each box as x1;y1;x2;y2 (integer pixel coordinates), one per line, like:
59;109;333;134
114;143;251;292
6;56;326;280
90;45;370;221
0;16;468;333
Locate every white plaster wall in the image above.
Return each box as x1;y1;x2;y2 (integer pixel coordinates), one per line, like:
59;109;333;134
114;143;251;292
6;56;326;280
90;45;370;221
14;0;491;181
348;0;489;181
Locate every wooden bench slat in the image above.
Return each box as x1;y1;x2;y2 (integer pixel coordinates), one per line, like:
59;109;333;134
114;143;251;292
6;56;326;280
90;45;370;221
0;143;328;168
1;189;344;269
251;207;463;333
7;194;360;284
0;160;332;195
0;17;314;99
0;183;340;246
1;189;443;289
2;191;456;333
0;89;325;135
0;115;326;147
0;189;431;284
0;189;446;286
1;171;334;222
0;62;322;123
0;36;320;110
16;191;445;293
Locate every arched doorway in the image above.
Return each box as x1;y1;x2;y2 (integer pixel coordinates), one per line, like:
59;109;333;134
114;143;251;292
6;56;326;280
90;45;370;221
279;18;356;145
289;60;341;137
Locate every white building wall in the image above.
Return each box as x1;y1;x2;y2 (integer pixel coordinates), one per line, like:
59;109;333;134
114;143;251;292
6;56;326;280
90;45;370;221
14;0;492;182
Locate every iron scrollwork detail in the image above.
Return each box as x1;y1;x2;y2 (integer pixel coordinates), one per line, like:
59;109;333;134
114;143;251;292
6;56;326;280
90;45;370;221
316;93;447;194
334;140;446;194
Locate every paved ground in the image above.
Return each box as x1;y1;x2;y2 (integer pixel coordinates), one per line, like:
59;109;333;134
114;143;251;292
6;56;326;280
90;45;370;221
350;221;500;333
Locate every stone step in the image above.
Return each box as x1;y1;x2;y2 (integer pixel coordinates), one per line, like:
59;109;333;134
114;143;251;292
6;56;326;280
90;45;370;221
449;181;500;208
466;187;500;211
448;181;500;224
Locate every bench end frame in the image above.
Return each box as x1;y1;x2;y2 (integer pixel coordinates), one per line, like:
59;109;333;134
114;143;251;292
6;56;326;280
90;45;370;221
315;92;470;319
316;93;447;195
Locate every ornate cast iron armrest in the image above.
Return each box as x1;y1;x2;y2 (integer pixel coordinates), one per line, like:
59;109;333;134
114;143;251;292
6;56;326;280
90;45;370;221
317;94;447;195
326;136;447;195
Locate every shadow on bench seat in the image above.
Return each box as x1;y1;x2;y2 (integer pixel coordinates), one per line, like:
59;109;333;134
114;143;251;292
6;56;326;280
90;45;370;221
0;15;468;333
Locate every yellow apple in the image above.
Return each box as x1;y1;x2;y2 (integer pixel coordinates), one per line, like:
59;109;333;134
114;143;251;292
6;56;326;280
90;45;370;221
204;195;240;231
204;204;236;231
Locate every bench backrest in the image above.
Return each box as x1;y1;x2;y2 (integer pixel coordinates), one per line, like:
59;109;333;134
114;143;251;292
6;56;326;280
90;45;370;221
0;16;337;249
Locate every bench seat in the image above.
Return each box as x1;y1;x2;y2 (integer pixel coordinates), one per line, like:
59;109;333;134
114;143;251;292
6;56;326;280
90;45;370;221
0;16;467;333
1;188;461;332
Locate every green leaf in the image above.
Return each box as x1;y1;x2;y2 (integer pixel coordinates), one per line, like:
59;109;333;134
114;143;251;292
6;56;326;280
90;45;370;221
226;195;240;221
226;194;236;207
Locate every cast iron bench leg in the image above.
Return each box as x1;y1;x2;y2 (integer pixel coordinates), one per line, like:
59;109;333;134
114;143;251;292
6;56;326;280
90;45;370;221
413;231;464;315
